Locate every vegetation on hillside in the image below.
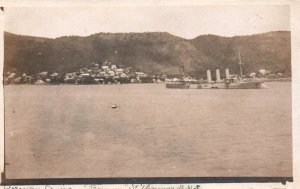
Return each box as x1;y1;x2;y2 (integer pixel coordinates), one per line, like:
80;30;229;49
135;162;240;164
4;31;291;77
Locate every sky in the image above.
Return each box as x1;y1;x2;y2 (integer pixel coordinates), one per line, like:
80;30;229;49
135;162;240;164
3;5;290;39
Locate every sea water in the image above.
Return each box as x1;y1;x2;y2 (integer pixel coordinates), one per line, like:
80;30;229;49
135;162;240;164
4;82;292;178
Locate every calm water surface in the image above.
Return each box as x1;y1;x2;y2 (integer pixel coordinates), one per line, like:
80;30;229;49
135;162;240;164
4;82;292;178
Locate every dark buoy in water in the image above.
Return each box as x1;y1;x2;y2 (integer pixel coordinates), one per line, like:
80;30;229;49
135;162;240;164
111;104;118;109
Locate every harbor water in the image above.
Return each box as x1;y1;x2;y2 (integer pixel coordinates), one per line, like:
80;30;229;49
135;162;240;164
4;82;292;178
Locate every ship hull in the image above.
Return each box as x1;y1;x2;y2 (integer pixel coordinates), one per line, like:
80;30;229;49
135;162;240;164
226;81;266;89
198;82;226;89
166;83;190;89
197;81;267;89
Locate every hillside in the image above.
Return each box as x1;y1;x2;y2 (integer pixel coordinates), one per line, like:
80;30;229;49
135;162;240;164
4;31;291;77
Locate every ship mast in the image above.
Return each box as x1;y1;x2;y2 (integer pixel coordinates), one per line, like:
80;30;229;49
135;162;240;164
182;53;185;77
238;50;244;76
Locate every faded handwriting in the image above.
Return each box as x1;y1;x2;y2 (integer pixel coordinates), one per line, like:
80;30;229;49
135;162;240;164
4;185;72;189
127;184;201;189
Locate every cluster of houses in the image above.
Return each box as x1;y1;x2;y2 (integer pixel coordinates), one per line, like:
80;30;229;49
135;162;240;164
244;69;285;79
3;61;287;85
3;61;166;85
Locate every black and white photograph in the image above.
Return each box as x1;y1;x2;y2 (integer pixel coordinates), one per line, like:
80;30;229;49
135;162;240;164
0;1;296;185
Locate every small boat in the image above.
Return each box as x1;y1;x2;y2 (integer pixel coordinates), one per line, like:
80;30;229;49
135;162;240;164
165;53;190;89
166;78;190;89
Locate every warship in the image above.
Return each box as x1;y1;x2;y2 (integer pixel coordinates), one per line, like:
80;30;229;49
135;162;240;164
198;51;267;89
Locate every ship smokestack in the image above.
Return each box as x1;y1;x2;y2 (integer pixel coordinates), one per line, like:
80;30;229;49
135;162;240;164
225;68;230;80
206;69;212;83
216;69;221;82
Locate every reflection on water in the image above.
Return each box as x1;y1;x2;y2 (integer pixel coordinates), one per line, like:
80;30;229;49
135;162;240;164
4;82;292;178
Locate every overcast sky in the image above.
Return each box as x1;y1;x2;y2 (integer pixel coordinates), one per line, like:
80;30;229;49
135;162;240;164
4;5;290;39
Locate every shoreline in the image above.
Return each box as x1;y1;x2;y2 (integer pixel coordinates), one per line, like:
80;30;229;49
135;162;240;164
261;78;291;82
3;79;292;86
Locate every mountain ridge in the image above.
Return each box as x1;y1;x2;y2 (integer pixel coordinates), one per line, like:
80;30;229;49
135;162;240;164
4;31;291;77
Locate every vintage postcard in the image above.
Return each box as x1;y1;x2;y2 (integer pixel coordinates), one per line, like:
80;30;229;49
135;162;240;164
0;0;299;188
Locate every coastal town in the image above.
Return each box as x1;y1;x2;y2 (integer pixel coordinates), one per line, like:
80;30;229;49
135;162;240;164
3;60;289;85
3;60;166;85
